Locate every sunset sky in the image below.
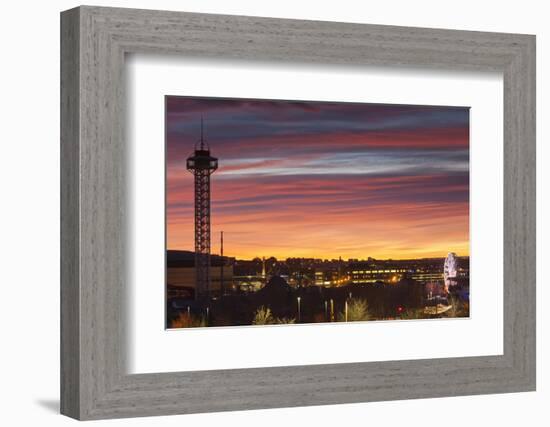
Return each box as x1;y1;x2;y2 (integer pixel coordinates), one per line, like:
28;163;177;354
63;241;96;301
166;96;469;260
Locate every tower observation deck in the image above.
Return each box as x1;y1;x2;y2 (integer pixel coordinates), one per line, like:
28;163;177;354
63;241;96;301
186;119;218;299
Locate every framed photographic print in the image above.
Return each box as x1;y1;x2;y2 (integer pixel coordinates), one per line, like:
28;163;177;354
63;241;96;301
61;6;536;420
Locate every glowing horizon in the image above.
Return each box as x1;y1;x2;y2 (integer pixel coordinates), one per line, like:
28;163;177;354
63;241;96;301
166;97;469;261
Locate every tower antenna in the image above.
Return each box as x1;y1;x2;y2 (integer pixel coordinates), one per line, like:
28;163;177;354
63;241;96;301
200;116;205;149
220;231;224;296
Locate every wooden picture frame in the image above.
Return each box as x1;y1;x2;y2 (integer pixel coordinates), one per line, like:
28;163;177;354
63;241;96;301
60;5;536;420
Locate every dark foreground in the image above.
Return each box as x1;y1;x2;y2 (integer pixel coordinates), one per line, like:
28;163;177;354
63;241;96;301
167;276;469;328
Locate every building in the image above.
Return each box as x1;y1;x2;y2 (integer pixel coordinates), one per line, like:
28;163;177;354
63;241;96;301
349;266;408;284
166;250;233;297
167;265;234;295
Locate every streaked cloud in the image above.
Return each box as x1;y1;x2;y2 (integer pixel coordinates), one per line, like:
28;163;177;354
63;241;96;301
166;96;469;260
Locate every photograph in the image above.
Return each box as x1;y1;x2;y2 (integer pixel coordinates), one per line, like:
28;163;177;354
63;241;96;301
165;96;470;328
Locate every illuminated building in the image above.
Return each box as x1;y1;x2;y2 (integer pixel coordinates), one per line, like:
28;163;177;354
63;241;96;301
349;268;408;284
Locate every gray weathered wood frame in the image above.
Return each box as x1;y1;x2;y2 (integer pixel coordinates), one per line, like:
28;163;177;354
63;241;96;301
60;5;536;420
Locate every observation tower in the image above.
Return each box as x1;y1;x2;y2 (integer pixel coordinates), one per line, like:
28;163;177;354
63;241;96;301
186;119;218;299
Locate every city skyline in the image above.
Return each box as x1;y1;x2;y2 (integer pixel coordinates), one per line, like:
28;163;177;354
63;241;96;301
168;248;469;263
166;96;469;260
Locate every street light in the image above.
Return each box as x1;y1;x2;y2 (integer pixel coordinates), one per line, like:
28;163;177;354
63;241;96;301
345;300;349;322
297;296;301;323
